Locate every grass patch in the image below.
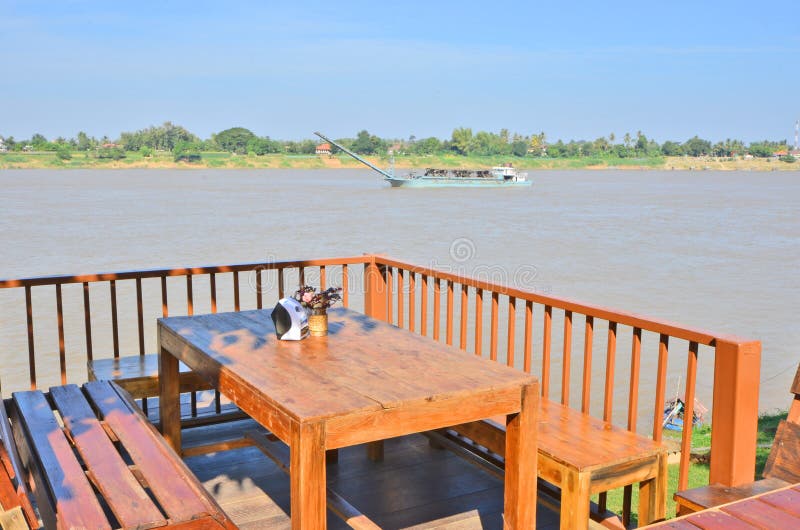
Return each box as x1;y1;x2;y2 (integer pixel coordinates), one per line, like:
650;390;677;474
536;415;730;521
596;410;787;523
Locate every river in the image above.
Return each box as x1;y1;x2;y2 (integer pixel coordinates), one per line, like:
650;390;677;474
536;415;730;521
1;168;798;417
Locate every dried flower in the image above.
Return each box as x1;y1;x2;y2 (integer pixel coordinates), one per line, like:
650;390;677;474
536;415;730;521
293;285;342;314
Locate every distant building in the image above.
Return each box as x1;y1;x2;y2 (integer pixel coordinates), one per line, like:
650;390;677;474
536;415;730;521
315;143;331;155
101;143;120;149
387;143;403;155
0;137;6;153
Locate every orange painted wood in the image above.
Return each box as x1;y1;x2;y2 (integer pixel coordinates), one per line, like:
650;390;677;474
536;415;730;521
363;261;386;322
319;265;326;289
210;272;217;313
490;291;499;361
504;382;538;530
186;274;194;315
110;280;120;358
136;277;145;355
386;267;393;324
679;341;699;491
397;268;404;328
542;305;552;398
446;280;454;346
433;278;441;341
83;281;93;362
682;511;758;529
256;269;262;309
56;283;66;383
342;264;349;308
158;307;538;529
420;274;428;336
721;498;800;528
562;310;572;406
762;421;800;483
290;421;326;530
161;274;169;317
460;284;468;351
298;266;305;288
24;286;36;389
603;321;617;422
474;288;483;356
278;268;285;300
628;327;642;431
759;486;800;516
507;297;516;368
582;315;594;414
408;272;415;333
653;334;669;442
233;271;240;311
49;384;166;528
710;339;761;487
523;300;532;373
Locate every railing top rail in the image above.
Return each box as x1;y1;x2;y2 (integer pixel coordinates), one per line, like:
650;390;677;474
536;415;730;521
0;256;371;289
372;255;754;347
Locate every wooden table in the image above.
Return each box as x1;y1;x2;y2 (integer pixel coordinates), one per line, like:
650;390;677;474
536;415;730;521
644;481;800;528
158;308;539;529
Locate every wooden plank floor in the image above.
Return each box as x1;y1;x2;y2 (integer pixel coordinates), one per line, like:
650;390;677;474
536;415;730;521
182;419;560;529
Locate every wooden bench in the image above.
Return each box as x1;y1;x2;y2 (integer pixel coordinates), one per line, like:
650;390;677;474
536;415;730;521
7;381;237;529
448;398;668;528
0;394;37;530
674;363;800;514
88;353;210;399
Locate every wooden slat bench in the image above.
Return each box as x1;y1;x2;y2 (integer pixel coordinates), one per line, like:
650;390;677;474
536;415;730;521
450;398;669;528
674;363;800;514
0;393;37;530
8;380;237;530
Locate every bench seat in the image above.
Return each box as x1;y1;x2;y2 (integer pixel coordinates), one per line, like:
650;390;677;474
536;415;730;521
451;398;669;528
9;381;237;529
88;353;210;399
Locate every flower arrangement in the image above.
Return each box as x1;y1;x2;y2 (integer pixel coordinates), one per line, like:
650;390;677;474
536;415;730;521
294;286;342;315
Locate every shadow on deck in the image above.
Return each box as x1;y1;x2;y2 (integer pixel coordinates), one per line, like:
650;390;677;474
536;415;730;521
182;419;561;529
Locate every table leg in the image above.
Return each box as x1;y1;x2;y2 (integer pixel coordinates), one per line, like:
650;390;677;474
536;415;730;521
639;453;668;525
291;421;326;530
158;342;182;454
366;440;384;462
504;382;538;529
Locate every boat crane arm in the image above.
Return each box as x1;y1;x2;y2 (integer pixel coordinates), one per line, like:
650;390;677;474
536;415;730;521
313;131;395;179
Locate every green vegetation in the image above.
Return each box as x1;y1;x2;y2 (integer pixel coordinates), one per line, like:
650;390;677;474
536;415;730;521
596;410;788;524
1;123;795;168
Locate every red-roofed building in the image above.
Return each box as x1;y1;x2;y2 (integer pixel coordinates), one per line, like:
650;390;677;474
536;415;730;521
315;143;331;155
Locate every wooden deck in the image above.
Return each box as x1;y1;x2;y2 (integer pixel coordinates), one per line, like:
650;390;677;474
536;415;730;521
181;419;561;529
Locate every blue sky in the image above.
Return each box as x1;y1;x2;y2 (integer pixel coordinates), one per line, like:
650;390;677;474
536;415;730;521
1;0;798;143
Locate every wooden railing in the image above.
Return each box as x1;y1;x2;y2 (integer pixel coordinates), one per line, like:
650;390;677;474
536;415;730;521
0;253;761;515
362;255;761;511
0;256;370;413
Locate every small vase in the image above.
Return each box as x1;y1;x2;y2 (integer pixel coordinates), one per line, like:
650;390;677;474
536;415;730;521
308;311;328;336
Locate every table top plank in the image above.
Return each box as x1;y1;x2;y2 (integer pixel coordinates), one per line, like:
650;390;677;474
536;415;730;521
159;308;535;424
684;511;759;529
720;498;800;528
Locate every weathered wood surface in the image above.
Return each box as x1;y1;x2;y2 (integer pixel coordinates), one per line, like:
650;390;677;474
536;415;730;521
88;353;211;398
645;482;800;529
159;308;538;530
675;363;800;515
450;397;668;528
10;382;237;529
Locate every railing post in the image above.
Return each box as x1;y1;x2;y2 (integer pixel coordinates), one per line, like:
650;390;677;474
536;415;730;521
709;338;761;486
364;257;387;322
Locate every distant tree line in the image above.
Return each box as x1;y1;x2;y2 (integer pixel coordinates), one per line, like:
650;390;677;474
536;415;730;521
0;123;793;161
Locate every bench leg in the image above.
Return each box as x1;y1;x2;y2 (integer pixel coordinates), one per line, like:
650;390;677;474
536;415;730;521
638;453;668;525
291;421;326;530
366;440;384;462
560;469;590;530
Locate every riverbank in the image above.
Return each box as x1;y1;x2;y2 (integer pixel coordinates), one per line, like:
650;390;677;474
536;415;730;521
1;151;797;171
